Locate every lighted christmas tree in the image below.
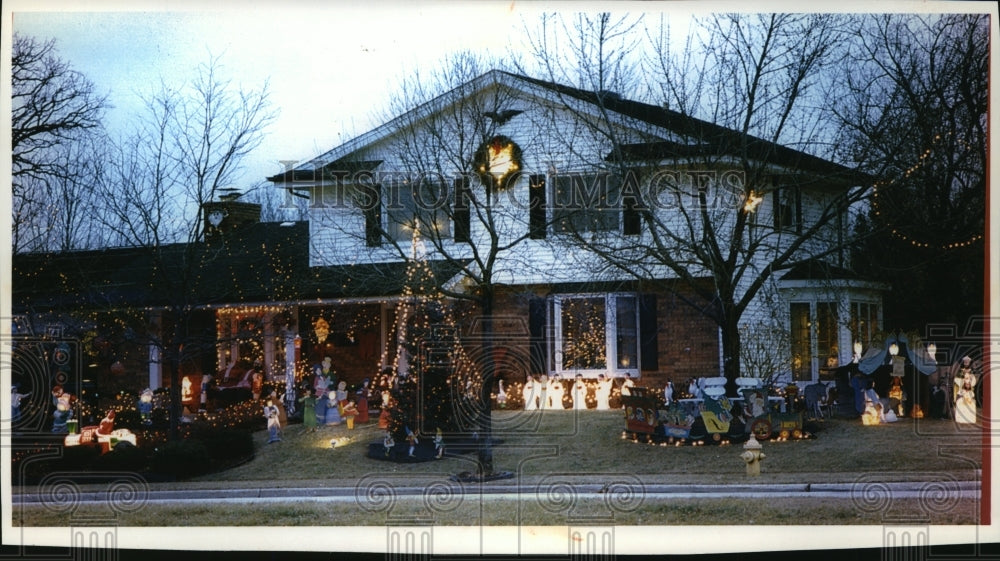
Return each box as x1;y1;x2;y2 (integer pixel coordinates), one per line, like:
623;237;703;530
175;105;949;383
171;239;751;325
371;232;477;461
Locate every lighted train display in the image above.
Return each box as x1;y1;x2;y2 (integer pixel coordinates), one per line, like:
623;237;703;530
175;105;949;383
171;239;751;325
621;387;810;445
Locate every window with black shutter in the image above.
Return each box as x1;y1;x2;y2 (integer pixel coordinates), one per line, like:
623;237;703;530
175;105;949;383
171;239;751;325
639;294;658;371
773;186;802;233
622;171;642;236
529;174;546;239
362;182;382;247
528;298;548;375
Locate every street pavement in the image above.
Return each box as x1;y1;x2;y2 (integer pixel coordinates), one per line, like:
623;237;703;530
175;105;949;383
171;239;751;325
11;479;982;506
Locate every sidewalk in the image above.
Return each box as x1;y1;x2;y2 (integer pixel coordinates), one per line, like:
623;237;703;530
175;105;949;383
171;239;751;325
12;479;982;506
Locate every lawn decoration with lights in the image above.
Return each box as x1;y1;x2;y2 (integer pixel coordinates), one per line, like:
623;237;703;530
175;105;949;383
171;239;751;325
620;385;815;446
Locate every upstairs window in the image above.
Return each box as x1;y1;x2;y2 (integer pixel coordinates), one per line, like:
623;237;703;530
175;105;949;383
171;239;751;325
552;173;621;234
385;179;452;242
773;186;802;233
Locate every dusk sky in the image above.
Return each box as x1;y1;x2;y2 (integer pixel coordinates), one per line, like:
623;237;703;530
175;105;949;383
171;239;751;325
6;1;981;195
8;2;545;191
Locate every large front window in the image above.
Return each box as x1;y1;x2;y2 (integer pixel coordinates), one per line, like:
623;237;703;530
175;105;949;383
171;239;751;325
216;308;286;377
549;293;639;377
789;300;841;381
816;301;840;369
849;301;879;350
789;303;811;381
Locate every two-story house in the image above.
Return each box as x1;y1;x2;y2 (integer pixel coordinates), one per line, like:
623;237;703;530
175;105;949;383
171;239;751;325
12;69;883;410
268;69;884;395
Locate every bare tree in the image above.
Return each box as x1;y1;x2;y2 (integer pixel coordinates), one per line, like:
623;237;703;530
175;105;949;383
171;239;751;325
99;87;184;247
46;133;109;251
833;13;987;328
97;56;277;438
525;13;868;395
11;33;108;252
308;52;544;477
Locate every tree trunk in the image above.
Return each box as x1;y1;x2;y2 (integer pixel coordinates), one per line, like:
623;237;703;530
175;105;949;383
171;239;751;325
168;350;181;441
721;313;742;397
167;308;185;441
476;299;495;476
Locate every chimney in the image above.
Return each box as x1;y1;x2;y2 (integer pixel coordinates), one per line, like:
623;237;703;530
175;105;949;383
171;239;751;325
203;195;262;242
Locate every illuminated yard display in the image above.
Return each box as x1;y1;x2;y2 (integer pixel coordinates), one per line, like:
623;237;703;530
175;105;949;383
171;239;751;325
620;386;809;445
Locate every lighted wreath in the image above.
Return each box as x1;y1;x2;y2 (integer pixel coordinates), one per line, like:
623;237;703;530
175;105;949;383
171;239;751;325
473;135;523;192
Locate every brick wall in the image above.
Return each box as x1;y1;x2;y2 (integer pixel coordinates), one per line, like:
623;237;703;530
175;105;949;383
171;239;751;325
482;283;720;391
648;284;720;390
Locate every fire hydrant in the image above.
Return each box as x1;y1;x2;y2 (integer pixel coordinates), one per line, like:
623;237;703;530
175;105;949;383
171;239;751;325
741;434;765;476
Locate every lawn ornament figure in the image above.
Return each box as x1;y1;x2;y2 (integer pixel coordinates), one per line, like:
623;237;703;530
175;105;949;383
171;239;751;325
572;374;587;410
547;376;565;410
595;374;612;410
342;397;359;429
496;379;507;409
434;427;445;459
523;376;539;411
11;385;31;425
51;386;73;433
264;398;282;443
138;388;154;425
954;356;977;424
325;391;342;425
405;426;419;457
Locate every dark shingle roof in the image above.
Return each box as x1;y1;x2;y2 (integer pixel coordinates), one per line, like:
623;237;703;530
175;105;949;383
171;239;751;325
266;159;383;183
12;221;468;313
501;71;870;184
779;259;866;281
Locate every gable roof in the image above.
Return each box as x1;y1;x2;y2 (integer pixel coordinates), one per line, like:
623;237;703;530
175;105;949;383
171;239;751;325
270;69;869;186
503;71;869;184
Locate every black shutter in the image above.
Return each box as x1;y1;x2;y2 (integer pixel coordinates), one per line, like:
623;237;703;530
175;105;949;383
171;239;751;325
793;186;803;234
364;182;382;247
529;298;548;375
529;174;546;239
639;293;658;371
453;176;470;243
622;171;641;235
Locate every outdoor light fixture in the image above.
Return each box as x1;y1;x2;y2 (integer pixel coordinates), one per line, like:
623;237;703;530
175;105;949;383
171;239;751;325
313;317;330;344
743;190;764;213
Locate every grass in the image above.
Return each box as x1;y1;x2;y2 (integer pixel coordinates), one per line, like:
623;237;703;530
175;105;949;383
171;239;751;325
196;409;983;486
12;410;985;526
11;496;980;526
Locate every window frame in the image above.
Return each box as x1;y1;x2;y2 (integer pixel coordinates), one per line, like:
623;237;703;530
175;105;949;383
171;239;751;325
547;292;641;378
384;178;454;242
773;186;802;233
550;172;622;235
